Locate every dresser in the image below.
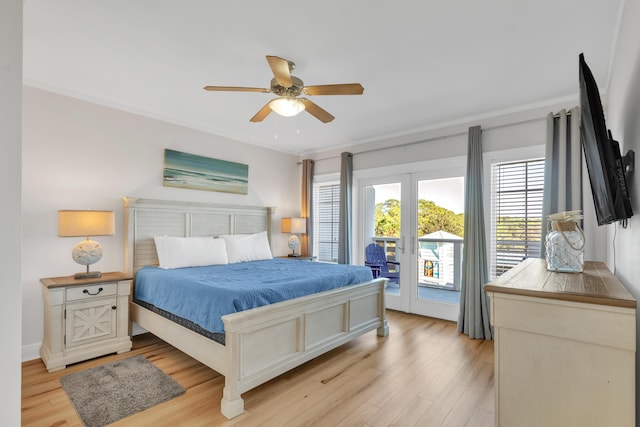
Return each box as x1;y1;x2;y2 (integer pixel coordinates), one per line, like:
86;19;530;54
40;272;133;372
485;259;636;427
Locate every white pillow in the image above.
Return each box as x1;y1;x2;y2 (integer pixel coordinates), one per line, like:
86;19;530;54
153;235;228;269
220;231;273;263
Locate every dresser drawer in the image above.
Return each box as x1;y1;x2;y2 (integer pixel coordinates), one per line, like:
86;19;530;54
66;282;118;301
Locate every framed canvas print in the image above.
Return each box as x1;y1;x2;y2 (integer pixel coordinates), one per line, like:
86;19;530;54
163;149;249;195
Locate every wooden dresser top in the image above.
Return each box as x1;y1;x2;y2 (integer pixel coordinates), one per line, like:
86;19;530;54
484;258;636;308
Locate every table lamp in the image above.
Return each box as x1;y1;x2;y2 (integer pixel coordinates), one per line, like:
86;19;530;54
58;210;115;279
281;217;306;257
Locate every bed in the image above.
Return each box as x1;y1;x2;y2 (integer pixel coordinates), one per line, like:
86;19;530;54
123;197;388;419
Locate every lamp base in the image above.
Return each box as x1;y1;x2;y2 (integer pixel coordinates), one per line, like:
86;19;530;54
288;254;301;257
74;271;102;280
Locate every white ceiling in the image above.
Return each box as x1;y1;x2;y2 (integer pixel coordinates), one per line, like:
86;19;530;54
23;0;624;156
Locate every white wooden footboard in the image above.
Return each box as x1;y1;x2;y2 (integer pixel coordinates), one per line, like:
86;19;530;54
220;278;388;419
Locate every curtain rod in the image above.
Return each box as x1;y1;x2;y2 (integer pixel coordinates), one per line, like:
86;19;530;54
300;114;550;164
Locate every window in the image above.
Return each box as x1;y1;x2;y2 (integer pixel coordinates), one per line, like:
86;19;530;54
313;181;340;263
490;158;544;277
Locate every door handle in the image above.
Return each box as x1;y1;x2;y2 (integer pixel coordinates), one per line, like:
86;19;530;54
411;236;415;255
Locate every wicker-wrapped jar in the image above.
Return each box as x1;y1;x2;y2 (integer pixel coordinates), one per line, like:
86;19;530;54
545;220;585;273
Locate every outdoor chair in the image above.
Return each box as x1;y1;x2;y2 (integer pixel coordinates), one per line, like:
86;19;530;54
365;243;400;285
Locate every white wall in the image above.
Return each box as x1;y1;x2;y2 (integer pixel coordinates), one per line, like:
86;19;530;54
0;0;22;425
604;0;640;420
21;87;301;358
607;0;640;279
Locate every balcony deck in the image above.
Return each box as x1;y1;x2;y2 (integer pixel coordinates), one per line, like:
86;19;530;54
386;282;461;304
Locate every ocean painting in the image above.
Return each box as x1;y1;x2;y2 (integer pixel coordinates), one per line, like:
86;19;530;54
163;149;249;195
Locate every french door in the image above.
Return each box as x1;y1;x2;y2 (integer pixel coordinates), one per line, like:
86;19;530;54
361;175;410;312
359;169;464;321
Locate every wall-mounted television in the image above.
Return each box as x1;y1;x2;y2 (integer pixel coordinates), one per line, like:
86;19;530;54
579;53;633;225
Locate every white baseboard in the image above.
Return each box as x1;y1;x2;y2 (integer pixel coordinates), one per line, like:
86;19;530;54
22;343;41;362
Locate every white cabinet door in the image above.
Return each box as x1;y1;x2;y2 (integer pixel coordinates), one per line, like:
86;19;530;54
65;296;118;348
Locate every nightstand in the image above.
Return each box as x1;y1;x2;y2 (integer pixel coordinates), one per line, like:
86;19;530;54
277;255;317;261
40;272;133;372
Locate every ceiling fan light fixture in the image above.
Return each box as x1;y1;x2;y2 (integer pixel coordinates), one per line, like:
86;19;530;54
269;97;305;117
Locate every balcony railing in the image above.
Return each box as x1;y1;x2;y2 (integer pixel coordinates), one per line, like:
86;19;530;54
370;236;463;291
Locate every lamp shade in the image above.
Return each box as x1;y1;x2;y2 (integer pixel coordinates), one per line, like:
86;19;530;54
269;97;306;117
58;210;115;237
281;217;306;234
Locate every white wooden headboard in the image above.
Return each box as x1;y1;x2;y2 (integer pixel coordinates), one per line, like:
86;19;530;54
123;197;274;274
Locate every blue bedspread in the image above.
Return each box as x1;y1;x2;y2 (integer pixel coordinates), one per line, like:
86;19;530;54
134;259;374;334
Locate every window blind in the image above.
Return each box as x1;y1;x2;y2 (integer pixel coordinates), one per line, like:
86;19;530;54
313;182;340;263
491;158;544;277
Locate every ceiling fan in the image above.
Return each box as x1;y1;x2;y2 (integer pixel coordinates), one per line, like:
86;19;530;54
203;55;364;123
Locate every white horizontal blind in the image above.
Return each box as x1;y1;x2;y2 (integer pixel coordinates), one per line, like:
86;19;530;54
491;158;544;277
313;182;340;263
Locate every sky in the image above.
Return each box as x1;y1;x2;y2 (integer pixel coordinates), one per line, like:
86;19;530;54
373;177;464;214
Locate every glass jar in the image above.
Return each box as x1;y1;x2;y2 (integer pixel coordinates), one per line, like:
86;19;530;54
545;221;585;273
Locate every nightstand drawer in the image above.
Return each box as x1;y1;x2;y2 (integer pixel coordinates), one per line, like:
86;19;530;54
276;255;317;261
66;283;117;301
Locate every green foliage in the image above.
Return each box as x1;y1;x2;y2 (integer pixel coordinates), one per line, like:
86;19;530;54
374;199;464;237
374;199;401;237
417;199;464;237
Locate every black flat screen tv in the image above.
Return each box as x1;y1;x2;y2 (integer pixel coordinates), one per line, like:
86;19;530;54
579;53;633;225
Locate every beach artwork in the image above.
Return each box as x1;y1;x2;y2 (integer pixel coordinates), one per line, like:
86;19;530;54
163;149;249;195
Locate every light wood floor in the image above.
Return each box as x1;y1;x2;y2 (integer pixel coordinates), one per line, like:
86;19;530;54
22;310;495;427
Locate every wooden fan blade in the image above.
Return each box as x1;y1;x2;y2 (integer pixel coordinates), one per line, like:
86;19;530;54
250;102;273;122
303;83;364;96
266;55;292;87
299;98;335;123
203;86;270;93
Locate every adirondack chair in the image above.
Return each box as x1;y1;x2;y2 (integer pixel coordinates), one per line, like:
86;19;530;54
365;243;400;284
